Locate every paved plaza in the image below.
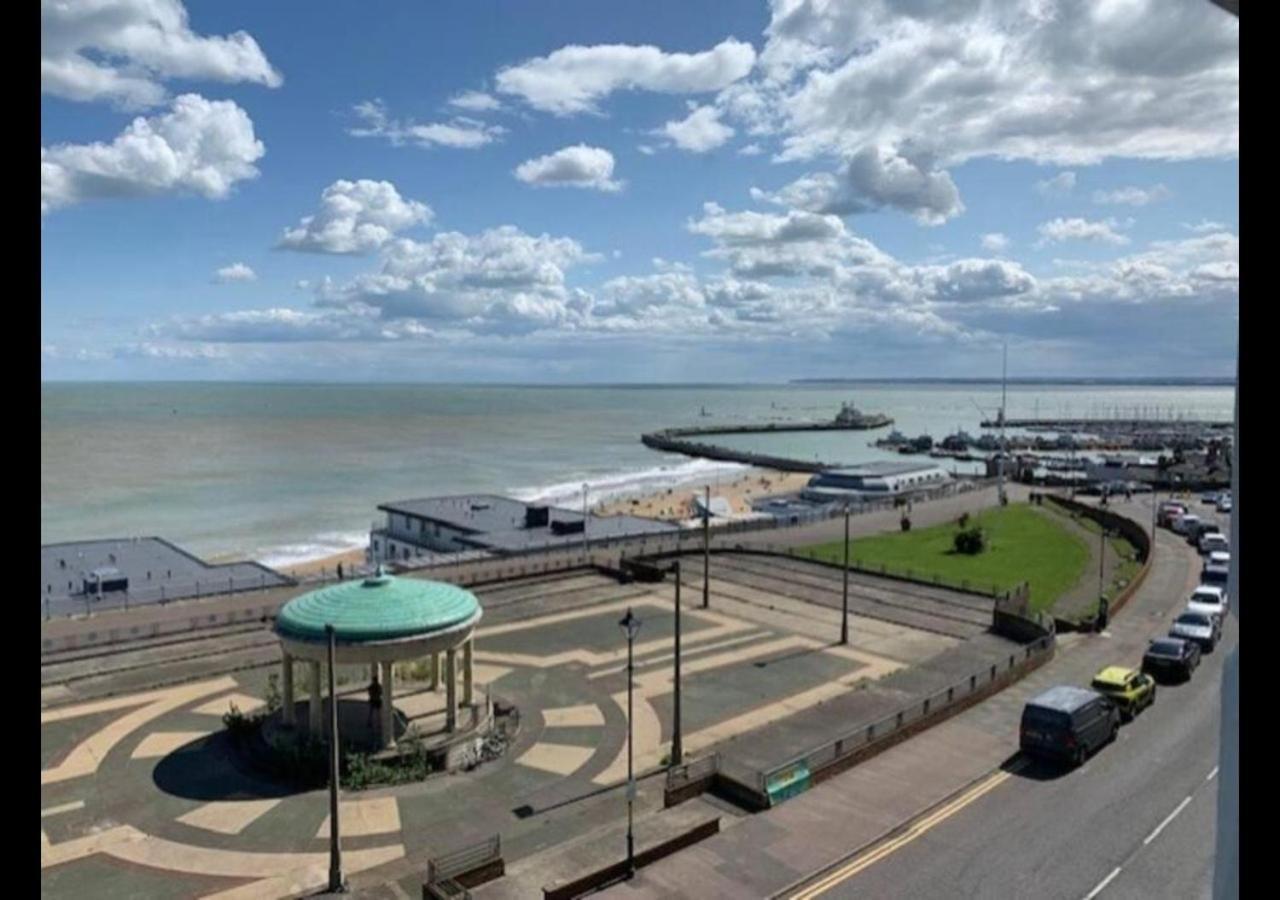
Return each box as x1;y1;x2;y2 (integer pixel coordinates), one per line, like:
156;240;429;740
41;554;1012;899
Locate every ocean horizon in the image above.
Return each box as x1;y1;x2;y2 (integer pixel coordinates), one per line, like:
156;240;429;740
42;380;1235;568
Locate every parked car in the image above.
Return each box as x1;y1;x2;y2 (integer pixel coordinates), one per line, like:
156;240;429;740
1198;532;1230;555
1217;496;1233;513
1158;501;1187;527
1089;666;1157;721
1187;521;1221;545
1020;685;1120;767
1200;563;1231;600
1171;513;1201;536
1143;637;1201;681
1187;586;1229;623
1207;550;1231;568
1201;491;1221;504
1169;610;1221;652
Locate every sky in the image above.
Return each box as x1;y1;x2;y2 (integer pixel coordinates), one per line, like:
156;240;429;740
40;0;1239;382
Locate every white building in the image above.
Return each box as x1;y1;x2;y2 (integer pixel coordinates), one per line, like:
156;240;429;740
800;461;951;504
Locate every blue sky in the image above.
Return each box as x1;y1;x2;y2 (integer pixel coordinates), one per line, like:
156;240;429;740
41;0;1239;382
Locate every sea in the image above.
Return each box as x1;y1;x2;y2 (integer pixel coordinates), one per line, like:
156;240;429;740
41;382;1235;567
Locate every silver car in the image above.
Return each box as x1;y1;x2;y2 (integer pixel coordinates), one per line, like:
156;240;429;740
1169;610;1221;652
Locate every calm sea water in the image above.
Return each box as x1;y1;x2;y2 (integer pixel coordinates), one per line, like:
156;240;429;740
41;382;1234;565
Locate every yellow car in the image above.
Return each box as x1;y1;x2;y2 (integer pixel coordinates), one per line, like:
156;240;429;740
1090;666;1157;721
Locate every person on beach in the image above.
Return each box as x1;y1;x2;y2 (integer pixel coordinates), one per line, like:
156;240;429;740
337;562;344;581
367;674;382;727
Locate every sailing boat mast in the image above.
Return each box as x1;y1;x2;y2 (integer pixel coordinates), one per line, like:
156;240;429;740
998;341;1008;504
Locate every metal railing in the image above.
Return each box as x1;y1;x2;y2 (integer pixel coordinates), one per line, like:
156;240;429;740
42;571;294;621
426;834;502;885
755;634;1055;794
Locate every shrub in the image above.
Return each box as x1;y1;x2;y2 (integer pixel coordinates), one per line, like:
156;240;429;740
223;702;263;739
900;515;912;532
265;674;282;714
953;527;986;555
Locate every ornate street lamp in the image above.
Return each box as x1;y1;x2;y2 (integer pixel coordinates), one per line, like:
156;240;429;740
618;607;642;878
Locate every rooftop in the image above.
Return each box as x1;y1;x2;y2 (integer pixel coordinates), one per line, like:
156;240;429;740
378;493;678;553
824;461;949;478
1027;684;1101;713
275;572;481;643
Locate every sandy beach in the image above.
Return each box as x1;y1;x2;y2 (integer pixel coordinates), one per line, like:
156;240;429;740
593;467;812;521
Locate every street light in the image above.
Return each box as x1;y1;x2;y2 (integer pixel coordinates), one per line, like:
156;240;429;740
582;482;590;560
618;607;642;879
671;562;683;766
325;624;346;893
702;485;711;609
841;501;851;646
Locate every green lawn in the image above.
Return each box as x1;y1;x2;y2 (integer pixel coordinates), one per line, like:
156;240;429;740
801;503;1091;614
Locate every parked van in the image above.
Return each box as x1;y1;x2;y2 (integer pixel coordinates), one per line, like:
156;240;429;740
1020;686;1121;767
1172;513;1202;536
1199;532;1229;555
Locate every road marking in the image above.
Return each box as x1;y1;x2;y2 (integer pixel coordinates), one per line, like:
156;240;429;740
790;763;1022;899
41;800;85;818
1143;796;1192;846
1207;766;1219;781
1083;866;1122;900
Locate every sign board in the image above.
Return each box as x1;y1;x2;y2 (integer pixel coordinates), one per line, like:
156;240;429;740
765;761;812;806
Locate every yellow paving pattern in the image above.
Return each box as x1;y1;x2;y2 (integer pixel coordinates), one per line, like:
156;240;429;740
316;797;401;838
177;800;283;836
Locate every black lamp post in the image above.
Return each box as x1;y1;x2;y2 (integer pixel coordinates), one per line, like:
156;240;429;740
325;624;346;893
702;485;711;609
618;607;642;879
671;562;683;766
841;501;851;646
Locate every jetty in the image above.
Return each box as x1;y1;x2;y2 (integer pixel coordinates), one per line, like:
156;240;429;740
641;402;892;471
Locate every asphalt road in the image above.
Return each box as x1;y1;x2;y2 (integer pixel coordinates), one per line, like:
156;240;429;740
808;494;1233;900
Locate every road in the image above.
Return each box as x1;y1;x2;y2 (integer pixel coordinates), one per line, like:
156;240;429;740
799;493;1232;900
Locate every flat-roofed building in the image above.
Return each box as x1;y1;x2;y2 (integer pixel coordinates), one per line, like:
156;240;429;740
801;461;951;504
370;494;678;562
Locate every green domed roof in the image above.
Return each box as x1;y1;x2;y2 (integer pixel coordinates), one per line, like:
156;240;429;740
276;572;481;643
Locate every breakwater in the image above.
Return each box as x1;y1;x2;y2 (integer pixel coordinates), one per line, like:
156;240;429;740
641;416;893;472
983;417;1232;431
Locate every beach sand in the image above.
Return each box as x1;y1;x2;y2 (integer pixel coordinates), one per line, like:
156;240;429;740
233;467;811;573
593;467;812;521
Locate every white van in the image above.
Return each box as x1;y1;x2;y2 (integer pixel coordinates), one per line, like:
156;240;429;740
1199;532;1230;555
1173;513;1202;536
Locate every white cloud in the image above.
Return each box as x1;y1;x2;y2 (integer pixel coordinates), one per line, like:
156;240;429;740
41;0;281;109
514;145;622;192
1036;217;1130;247
637;144;656;155
738;143;764;156
981;233;1010;252
495;38;756;115
661;105;735;153
213;262;256;283
738;1;1236;167
1184;219;1229;233
1036;172;1077;196
752;146;963;225
448;90;502;112
1092;184;1172;206
278;180;432;255
41;93;264;214
114;341;229;360
349;99;505;149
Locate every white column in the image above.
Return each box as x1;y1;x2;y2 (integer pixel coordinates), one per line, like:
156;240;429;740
446;648;458;732
463;639;474;706
380;660;395;750
308;660;322;735
282;652;295;726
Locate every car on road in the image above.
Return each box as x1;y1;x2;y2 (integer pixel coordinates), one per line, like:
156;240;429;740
1142;637;1201;681
1217;495;1233;513
1187;587;1228;624
1089;666;1157;721
1207;550;1231;568
1157;502;1187;528
1198;532;1229;555
1200;562;1231;600
1020;685;1120;767
1169;610;1221;652
1201;490;1221;504
1187;521;1221;545
1171;513;1201;536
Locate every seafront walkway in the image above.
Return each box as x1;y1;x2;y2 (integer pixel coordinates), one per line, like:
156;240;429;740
592;496;1204;898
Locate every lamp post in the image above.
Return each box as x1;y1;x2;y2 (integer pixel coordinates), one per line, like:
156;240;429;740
618;608;642;879
325;624;345;893
582;482;589;561
671;563;683;766
702;485;711;609
841;501;851;646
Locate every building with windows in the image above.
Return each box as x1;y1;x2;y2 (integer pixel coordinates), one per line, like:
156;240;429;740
370;494;678;563
800;462;951;504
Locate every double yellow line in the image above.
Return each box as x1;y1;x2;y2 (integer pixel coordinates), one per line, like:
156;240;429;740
788;762;1024;899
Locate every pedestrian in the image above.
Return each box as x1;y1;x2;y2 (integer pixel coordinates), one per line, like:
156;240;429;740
1096;596;1109;632
367;674;382;728
337;562;344;581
